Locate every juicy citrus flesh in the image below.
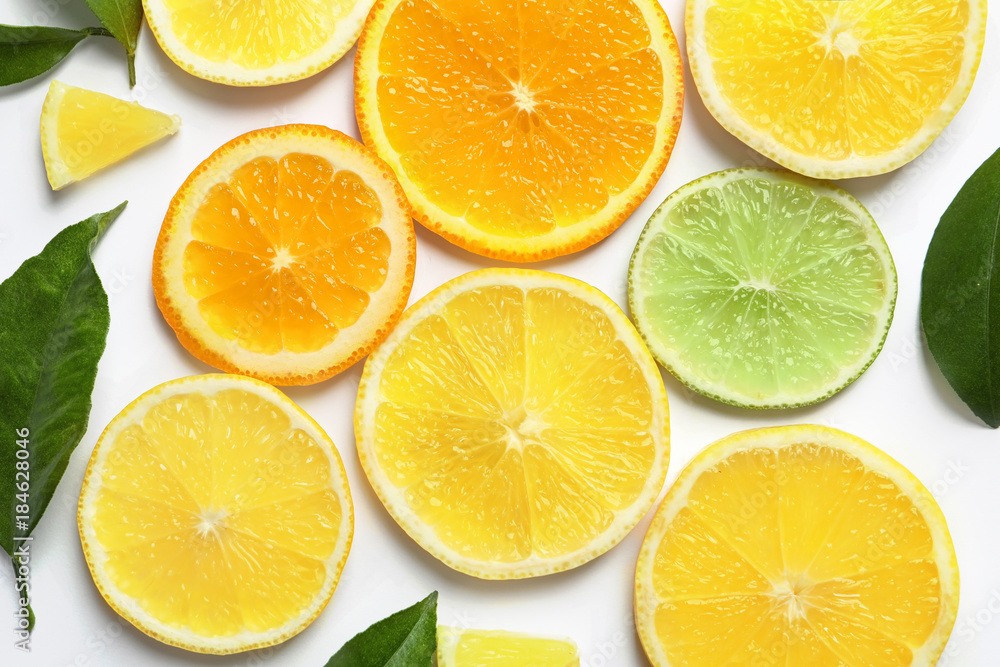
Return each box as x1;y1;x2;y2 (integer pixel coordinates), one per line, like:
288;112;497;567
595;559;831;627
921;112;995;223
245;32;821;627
162;0;350;69
356;269;670;578
186;157;388;354
438;626;580;666
154;125;415;386
688;0;986;178
78;374;354;654
143;0;374;85
356;0;684;260
629;168;896;408
41;80;180;190
635;426;959;667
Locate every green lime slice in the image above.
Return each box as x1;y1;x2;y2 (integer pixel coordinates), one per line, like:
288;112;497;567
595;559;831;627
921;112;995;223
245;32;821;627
628;168;897;409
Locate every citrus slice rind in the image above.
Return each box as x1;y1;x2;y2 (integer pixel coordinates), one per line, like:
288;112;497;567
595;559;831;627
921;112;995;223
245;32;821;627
437;626;580;666
628;168;897;409
355;268;670;579
686;0;987;179
41;80;181;190
142;0;375;86
635;425;959;667
354;0;684;261
153;124;415;386
78;374;354;654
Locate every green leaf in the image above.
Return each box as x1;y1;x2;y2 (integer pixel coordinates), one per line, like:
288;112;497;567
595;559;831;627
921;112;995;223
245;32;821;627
0;202;126;558
0;24;111;87
82;0;143;86
324;592;438;667
922;146;1000;427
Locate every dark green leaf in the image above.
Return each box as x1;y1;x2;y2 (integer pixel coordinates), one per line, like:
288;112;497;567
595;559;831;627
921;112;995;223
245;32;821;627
922;146;1000;427
82;0;143;86
324;592;438;667
0;202;126;557
0;25;110;87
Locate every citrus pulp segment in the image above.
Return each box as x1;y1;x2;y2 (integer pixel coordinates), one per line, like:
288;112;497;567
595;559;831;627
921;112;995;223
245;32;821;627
142;0;375;85
78;374;354;654
355;269;670;578
355;0;684;261
686;0;987;178
40;80;181;190
628;168;896;409
635;425;959;667
437;626;580;666
153;124;415;386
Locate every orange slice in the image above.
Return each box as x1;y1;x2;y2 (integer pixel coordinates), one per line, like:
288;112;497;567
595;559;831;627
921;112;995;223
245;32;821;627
153;124;415;386
355;0;684;261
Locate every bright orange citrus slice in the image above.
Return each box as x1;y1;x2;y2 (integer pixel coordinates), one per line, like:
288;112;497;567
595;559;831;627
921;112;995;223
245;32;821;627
153;124;415;386
355;0;684;261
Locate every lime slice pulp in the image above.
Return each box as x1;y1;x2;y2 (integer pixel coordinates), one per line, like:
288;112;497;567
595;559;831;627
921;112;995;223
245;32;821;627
628;168;896;409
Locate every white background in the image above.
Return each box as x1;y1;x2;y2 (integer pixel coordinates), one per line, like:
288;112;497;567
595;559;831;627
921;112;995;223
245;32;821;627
2;0;1000;665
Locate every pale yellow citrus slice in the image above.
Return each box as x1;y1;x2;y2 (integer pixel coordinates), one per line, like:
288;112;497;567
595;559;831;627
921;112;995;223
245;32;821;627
635;425;959;667
438;626;580;667
142;0;374;86
356;268;670;578
355;0;685;261
153;124;415;386
41;80;180;190
78;374;354;654
686;0;987;178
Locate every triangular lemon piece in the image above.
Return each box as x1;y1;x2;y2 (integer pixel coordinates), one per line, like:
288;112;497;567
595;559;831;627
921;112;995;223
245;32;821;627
437;626;580;666
41;80;181;190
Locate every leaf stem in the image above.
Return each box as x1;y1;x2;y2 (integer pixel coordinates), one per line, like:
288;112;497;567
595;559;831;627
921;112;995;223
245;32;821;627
83;27;115;38
127;53;136;87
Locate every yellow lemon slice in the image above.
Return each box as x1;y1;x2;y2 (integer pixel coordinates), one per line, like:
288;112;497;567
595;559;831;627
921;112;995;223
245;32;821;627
438;626;580;666
686;0;987;178
41;80;180;190
78;374;354;654
142;0;374;85
635;425;959;666
356;268;670;578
